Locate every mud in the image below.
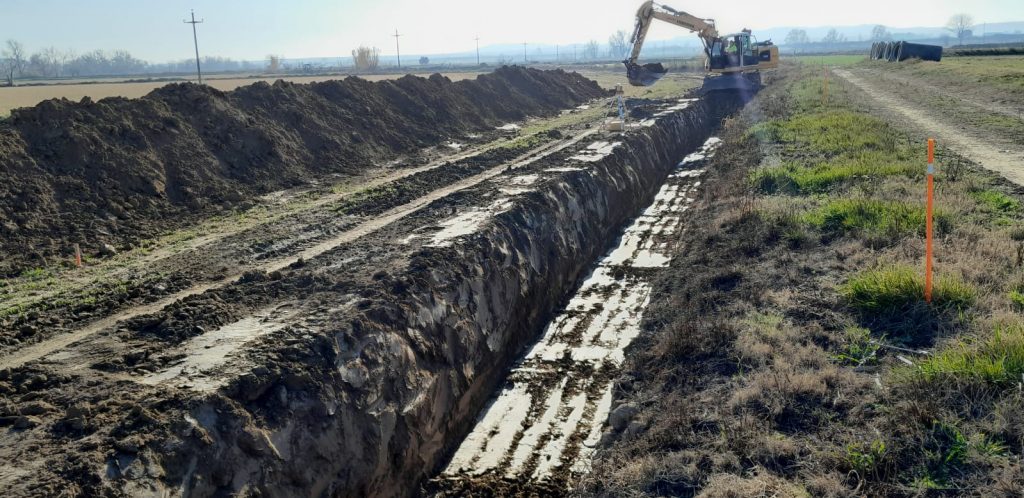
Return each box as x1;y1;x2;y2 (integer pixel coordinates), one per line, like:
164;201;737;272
0;66;607;276
427;137;724;496
0;91;743;497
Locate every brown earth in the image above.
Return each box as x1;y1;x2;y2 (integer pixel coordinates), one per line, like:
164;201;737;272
0;66;608;276
0;93;737;497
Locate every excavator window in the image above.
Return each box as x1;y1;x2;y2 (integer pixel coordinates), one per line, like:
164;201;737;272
741;35;757;66
708;40;726;70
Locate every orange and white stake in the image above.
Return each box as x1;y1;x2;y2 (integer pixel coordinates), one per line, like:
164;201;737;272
925;139;935;303
74;243;82;268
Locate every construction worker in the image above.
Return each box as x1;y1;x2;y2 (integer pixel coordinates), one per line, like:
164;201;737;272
725;39;739;65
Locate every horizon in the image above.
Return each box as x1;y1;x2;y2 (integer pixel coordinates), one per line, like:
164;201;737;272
3;0;1023;64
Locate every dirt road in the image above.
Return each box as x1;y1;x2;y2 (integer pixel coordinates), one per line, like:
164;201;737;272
834;68;1024;186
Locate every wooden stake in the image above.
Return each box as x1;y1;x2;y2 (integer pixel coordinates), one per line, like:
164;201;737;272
74;243;82;268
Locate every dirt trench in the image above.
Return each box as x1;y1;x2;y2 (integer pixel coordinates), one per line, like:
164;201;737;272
0;91;743;497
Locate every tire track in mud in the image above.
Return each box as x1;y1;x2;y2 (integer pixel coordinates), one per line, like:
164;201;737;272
835;68;1024;187
427;137;722;494
0;128;598;371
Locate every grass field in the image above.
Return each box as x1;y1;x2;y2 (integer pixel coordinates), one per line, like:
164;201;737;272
869;54;1024;97
791;54;866;66
587;63;1024;495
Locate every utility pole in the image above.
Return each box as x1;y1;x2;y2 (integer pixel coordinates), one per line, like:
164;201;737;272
393;29;402;69
475;36;480;65
523;42;528;63
183;10;204;84
555;45;559;62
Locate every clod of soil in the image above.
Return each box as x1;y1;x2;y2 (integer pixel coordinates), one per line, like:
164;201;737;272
0;66;608;275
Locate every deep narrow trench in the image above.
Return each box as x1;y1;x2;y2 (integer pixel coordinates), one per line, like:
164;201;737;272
427;137;724;495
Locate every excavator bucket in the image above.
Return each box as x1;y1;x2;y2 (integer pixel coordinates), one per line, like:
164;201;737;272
700;72;762;94
625;62;668;86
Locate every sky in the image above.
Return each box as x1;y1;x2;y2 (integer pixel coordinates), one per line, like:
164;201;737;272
3;0;1024;62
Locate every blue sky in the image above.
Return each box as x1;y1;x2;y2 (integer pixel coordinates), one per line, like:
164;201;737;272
4;0;1023;62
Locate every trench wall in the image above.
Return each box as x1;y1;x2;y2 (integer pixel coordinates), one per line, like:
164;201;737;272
162;93;742;498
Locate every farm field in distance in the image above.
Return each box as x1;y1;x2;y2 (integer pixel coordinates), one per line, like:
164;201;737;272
0;71;488;116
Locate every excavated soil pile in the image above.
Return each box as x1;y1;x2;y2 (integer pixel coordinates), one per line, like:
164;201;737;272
0;67;606;275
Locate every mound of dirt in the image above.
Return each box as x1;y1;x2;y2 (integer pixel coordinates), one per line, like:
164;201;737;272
0;67;607;275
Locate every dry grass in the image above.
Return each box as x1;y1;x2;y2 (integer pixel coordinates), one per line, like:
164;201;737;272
583;62;1024;497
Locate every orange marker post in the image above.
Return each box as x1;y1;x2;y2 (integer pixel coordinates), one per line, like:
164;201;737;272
74;243;82;269
925;139;935;303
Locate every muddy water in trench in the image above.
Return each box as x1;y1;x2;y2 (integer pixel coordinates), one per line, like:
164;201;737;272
431;137;722;491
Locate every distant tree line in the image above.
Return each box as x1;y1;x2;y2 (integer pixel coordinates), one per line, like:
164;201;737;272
0;38;265;84
781;14;980;53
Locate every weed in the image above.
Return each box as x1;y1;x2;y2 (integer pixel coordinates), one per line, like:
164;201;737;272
19;267;49;281
833;327;881;366
972;434;1008;457
971;189;1022;214
1010;290;1024;309
845;439;888;479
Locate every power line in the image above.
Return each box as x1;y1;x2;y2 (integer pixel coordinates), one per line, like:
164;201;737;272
393;29;402;69
183;10;204;84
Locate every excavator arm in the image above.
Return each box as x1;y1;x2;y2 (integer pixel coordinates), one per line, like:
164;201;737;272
626;1;718;66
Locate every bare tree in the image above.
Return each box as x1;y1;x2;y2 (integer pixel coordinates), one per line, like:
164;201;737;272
582;40;601;60
350;46;380;71
871;25;892;42
266;54;282;73
784;29;809;53
40;47;62;77
2;39;27;86
821;29;847;44
608;30;630;59
947;14;975;46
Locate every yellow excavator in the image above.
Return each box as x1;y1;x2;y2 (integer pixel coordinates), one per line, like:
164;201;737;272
624;1;779;92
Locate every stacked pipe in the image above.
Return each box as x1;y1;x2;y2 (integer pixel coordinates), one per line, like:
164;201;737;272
869;41;942;62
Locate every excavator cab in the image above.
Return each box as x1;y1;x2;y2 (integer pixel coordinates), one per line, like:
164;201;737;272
708;33;753;70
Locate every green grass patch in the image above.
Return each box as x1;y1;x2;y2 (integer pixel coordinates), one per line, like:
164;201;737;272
752;152;919;194
19;267;50;281
841;265;976;314
907;324;1024;387
804;199;950;239
748;110;897;157
970;189;1021;214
